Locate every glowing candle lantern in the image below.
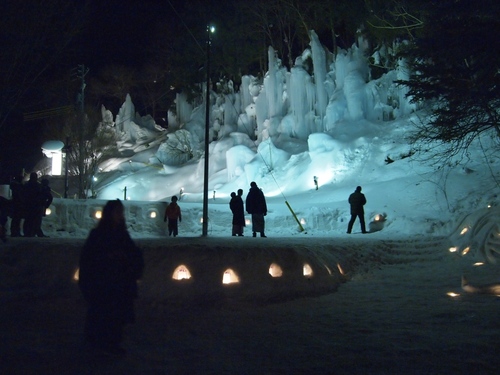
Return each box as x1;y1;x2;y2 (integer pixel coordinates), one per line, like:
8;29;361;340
245;219;251;225
73;268;79;281
95;210;102;219
473;262;484;266
300;218;306;225
303;263;313;277
461;246;470;256
448;246;458;253
149;211;157;219
222;268;239;284
460;227;468;235
269;263;283;277
172;265;191;280
337;263;345;275
447;292;460;298
45;208;52;216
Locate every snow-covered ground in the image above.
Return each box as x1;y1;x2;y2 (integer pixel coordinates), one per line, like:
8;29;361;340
1;32;499;374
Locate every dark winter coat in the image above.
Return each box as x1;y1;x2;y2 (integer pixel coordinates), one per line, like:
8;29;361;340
246;186;267;215
164;202;182;221
348;191;367;215
230;195;245;226
79;227;144;324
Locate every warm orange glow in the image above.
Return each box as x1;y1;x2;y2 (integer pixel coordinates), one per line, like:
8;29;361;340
461;246;470;256
222;268;239;284
337;263;345;275
172;265;191;280
73;268;79;281
269;263;283;277
447;292;460;298
303;263;313;277
95;210;102;219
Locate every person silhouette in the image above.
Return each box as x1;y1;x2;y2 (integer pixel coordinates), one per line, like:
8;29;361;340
347;186;367;234
245;181;267;238
78;199;144;356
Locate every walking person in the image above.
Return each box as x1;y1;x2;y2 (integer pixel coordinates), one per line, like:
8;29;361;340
347;186;367;234
78;199;144;357
164;195;182;237
245;181;267;238
229;189;245;236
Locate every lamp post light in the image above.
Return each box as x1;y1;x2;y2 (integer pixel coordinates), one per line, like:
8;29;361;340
202;24;215;237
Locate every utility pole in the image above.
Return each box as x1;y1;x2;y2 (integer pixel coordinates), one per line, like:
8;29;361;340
75;64;89;198
202;26;215;236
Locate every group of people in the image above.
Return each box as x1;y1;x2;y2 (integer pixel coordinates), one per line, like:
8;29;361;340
1;172;54;238
230;181;268;238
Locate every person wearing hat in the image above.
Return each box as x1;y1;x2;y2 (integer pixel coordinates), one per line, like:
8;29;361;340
347;186;367;234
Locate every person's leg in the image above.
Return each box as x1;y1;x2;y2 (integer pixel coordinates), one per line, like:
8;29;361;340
347;214;356;233
359;214;367;233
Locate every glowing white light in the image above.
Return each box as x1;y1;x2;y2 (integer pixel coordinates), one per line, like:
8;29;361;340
149;211;157;219
300;218;306;225
460;227;469;235
95;210;102;219
461;246;470;256
447;292;460;298
449;246;458;253
303;263;313;277
73;268;79;281
324;265;332;275
52;152;62;175
200;217;204;223
45;208;52;216
245;219;251;225
473;262;484;266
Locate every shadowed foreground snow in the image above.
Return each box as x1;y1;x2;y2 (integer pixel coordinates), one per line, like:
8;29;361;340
1;235;499;374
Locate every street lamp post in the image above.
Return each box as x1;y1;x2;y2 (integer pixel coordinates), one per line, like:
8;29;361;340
202;25;215;236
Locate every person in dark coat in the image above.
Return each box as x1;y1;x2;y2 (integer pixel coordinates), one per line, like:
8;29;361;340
9;175;24;237
78;199;144;356
164;195;182;237
229;189;245;236
347;186;367;234
245;181;268;238
22;172;41;237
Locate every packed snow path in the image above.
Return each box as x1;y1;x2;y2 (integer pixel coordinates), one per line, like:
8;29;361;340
1;236;499;374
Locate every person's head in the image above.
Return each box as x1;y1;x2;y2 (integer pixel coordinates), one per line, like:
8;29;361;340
237;189;243;196
230;192;236;198
356;186;362;192
250;181;257;188
29;172;37;182
98;199;126;231
171;195;178;202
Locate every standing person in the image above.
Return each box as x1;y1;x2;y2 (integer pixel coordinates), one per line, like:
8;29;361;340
347;186;367;234
23;172;41;237
78;200;144;357
164;195;182;237
34;178;53;237
245;181;267;238
229;189;245;236
9;175;24;237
